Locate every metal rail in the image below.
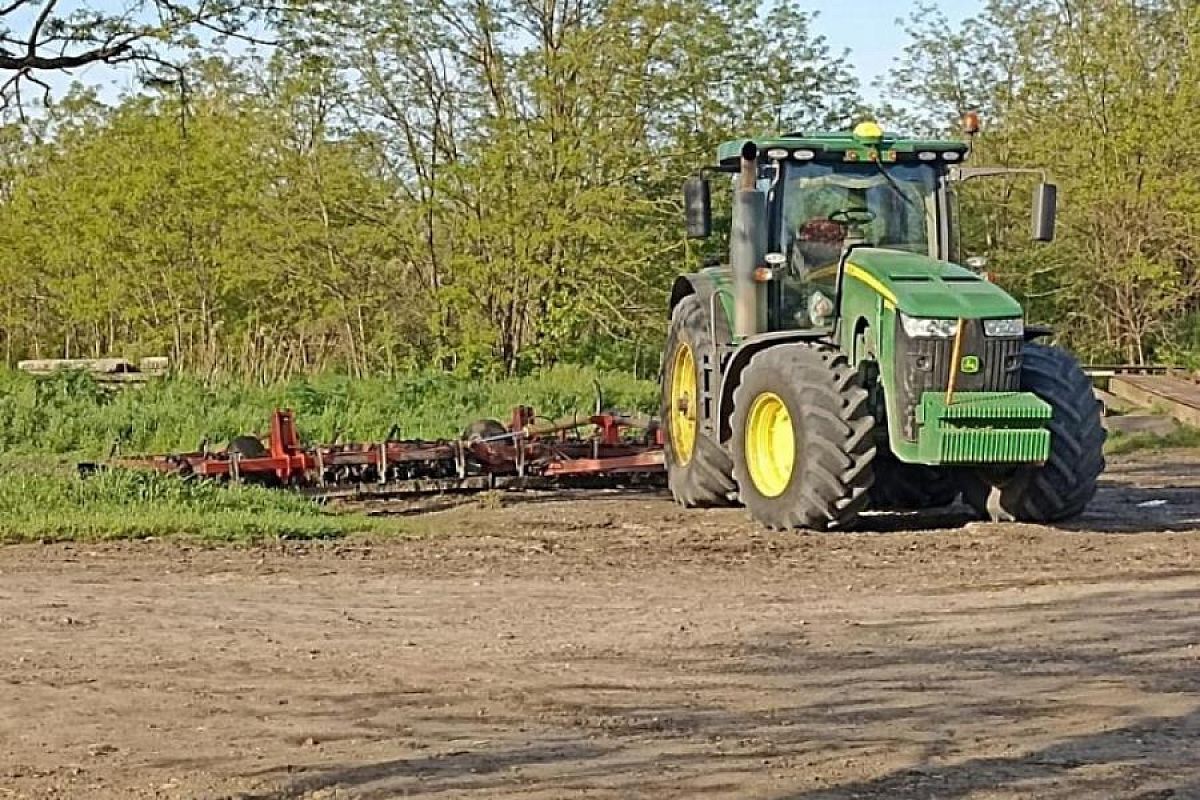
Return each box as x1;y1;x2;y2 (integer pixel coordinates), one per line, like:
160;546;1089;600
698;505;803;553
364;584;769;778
1084;364;1179;377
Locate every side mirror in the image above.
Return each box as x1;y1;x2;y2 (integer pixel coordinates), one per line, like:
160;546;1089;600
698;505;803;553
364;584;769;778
1032;182;1057;242
684;175;711;239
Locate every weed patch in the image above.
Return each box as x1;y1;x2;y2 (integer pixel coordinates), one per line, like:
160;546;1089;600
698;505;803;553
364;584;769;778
1105;425;1200;456
0;366;658;458
0;467;372;543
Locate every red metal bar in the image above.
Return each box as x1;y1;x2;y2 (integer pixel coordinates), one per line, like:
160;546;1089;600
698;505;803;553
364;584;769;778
543;451;665;476
268;409;304;482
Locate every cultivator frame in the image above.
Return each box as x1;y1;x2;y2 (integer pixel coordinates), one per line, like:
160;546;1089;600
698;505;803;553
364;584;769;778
110;407;665;502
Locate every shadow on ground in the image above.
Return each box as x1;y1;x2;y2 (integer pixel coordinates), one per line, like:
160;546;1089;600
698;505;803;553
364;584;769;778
239;580;1200;799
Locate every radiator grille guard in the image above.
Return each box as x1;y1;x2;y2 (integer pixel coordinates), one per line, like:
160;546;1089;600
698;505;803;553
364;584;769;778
916;392;1052;464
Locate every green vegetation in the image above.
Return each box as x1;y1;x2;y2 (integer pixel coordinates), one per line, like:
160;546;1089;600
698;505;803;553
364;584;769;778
0;367;657;458
0;1;1194;375
0;466;370;543
0;1;859;379
0;366;656;543
0;2;1196;377
1105;425;1200;456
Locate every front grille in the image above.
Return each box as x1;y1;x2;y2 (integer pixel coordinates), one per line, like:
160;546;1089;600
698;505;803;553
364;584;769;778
893;318;1022;440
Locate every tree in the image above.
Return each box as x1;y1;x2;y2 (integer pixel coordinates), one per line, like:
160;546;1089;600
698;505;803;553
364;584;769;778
0;0;866;377
0;0;294;112
296;0;861;373
886;0;1200;364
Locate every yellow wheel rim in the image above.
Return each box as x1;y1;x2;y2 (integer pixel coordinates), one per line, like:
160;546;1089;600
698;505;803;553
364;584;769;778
669;342;698;465
745;392;795;497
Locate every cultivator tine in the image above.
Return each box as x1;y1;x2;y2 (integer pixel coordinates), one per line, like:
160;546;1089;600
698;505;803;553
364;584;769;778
454;440;467;479
102;404;664;503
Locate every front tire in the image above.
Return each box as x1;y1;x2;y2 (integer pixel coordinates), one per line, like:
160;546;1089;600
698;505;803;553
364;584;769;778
731;344;876;530
661;294;735;507
964;343;1105;522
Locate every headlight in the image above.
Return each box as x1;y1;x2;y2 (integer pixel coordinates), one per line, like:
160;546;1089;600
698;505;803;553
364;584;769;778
983;318;1024;337
900;313;957;338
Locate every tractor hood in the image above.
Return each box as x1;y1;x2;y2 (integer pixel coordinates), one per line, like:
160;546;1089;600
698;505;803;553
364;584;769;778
845;248;1023;319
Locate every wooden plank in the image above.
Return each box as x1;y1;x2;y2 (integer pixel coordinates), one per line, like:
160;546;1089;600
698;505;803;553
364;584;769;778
1094;387;1142;415
1084;364;1174;377
1109;376;1200;429
15;355;168;385
138;356;170;375
18;358;136;374
1103;414;1179;435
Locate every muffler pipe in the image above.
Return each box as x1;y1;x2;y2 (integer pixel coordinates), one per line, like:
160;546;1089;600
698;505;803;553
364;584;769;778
730;141;766;338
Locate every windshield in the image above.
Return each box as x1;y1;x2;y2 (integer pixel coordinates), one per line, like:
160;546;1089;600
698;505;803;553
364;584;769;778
780;161;939;264
773;161;940;331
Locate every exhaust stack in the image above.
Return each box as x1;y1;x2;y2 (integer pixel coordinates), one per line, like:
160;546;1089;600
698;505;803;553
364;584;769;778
730;141;767;338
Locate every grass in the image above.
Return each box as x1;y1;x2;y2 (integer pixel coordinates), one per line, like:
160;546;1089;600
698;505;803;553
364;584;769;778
0;365;657;542
1105;424;1200;456
0;366;658;458
0;463;377;543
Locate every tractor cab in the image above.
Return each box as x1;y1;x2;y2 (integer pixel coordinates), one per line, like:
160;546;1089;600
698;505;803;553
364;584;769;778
685;122;1058;336
712;124;967;333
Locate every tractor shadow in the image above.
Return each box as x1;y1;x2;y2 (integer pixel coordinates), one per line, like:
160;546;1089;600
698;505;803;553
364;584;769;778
860;455;1200;536
852;504;978;533
349;455;1200;535
1056;458;1200;533
354;486;669;517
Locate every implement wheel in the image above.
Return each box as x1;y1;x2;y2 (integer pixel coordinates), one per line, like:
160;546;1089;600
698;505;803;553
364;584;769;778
731;343;876;530
964;343;1106;522
228;435;267;459
660;294;735;507
462;419;508;442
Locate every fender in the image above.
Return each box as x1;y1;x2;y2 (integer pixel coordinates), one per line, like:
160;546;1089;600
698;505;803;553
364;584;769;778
669;272;732;330
668;271;736;371
1024;324;1053;342
668;271;735;437
715;330;825;442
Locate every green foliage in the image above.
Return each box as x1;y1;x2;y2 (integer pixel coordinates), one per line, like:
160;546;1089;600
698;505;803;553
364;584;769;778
0;1;861;379
1105;424;1200;456
8;0;1195;377
0;466;368;542
0;366;658;457
0;363;656;542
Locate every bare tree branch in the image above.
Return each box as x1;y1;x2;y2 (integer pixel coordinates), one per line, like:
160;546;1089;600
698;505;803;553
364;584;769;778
0;0;294;110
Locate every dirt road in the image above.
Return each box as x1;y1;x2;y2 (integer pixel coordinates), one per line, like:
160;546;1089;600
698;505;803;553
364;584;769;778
3;450;1200;799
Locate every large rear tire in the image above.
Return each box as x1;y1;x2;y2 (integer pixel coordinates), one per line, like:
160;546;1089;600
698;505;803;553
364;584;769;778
661;294;735;507
964;343;1105;522
730;344;876;530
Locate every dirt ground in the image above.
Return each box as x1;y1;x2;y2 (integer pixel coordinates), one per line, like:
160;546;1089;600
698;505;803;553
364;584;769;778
4;451;1200;799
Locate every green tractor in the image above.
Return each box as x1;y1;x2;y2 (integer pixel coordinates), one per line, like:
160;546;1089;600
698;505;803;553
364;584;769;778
663;121;1105;529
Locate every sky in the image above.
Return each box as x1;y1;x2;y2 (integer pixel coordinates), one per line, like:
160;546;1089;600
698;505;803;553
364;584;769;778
808;0;979;102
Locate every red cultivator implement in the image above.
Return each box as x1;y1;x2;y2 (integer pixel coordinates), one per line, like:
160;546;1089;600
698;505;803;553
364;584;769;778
108;407;665;502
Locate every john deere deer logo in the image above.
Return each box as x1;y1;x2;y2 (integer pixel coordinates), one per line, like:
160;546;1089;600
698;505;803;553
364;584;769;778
961;355;981;374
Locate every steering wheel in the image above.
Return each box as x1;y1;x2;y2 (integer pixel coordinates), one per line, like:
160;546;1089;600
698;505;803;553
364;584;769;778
828;207;876;226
